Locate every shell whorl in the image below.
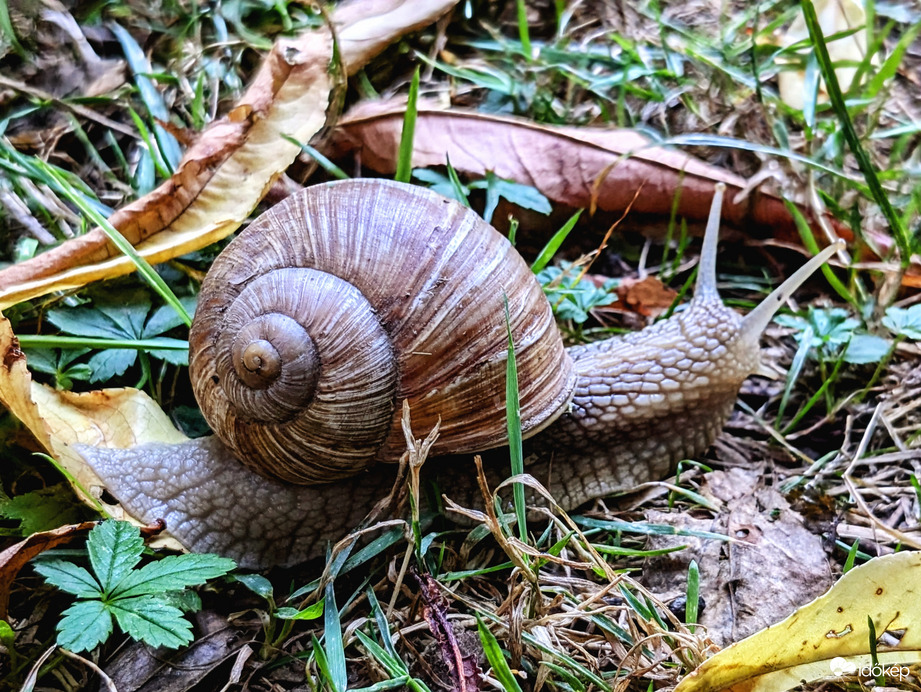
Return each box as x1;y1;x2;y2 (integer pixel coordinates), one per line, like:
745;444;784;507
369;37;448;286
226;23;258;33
189;179;577;485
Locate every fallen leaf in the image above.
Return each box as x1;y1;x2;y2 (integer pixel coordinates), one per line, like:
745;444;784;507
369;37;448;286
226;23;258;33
616;276;678;317
101;611;248;692
0;521;98;620
0;0;460;310
776;0;871;110
334;0;460;76
642;470;833;647
0;313;186;551
674;550;921;692
413;570;481;691
326;100;840;241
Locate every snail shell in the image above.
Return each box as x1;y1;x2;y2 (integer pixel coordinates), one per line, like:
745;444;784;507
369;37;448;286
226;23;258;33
189;179;577;484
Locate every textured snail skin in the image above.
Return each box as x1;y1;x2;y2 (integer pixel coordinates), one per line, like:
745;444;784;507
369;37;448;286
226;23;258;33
78;182;839;569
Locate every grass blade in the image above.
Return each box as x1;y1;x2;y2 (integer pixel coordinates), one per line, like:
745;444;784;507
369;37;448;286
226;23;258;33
323;579;347;692
110;23;182;172
18;335;187;351
531;210;582;274
516;0;532;60
32;159;191;326
445;156;470;206
503;297;527;544
0;0;25;58
477;615;523;692
799;0;910;264
283;136;350;180
394;68;420;184
686;560;699;632
782;199;855;307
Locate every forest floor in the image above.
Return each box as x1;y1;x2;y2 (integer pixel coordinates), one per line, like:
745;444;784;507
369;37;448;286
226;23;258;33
0;0;920;690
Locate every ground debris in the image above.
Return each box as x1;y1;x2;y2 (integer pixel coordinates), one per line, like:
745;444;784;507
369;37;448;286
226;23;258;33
100;611;250;692
642;468;834;646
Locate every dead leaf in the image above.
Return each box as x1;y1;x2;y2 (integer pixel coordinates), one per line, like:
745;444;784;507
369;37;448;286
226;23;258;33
616;276;678;317
675;550;921;692
0;0;460;310
776;0;871;110
0;520;97;620
0;313;186;552
412;569;481;691
326;100;840;241
643;469;834;647
101;611;249;692
334;0;459;76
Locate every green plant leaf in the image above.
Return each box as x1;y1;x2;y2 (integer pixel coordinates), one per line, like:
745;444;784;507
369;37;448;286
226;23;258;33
234;573;274;600
109;595;194;648
0;485;85;535
88;520;144;594
162;589;202;613
33;560;101;598
842;334;892;364
43;292;194;380
882;305;921;340
46;302;147;340
112;553;237;599
56;600;112;653
413;168;468;201
276;602;325;620
537;265;617;324
142;297;197;364
36;521;235;652
21;347;93;389
86;349;138;382
469;173;552;223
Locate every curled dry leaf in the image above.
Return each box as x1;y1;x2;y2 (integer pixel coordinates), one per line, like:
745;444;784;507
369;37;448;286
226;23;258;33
0;313;187;551
0;520;98;620
326;100;841;241
412;570;481;692
675;550;921;692
0;0;460;310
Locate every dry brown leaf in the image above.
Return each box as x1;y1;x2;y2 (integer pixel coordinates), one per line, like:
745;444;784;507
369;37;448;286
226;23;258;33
675;550;921;692
0;0;460;310
0;520;98;620
326;100;837;240
0;313;187;551
412;570;481;692
616;276;678;318
0;32;335;308
643;469;834;647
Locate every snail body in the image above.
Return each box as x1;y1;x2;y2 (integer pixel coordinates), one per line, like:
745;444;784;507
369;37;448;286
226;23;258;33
79;179;839;568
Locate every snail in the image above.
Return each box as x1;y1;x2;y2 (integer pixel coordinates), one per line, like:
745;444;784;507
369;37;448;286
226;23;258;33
77;178;841;569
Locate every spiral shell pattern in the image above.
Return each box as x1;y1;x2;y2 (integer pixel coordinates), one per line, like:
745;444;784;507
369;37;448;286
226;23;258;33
189;179;576;484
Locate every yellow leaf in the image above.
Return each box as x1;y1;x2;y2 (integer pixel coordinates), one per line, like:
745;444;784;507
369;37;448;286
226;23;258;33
0;313;187;551
676;551;921;692
0;0;460;309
